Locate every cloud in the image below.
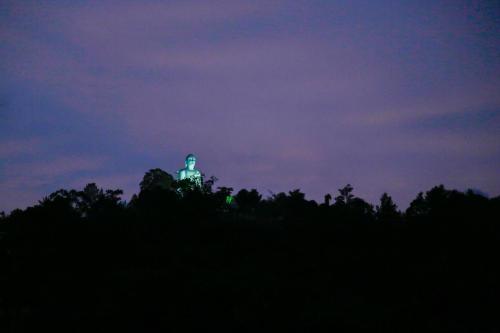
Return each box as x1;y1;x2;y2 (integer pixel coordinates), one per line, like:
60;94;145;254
1;155;105;194
0;138;41;158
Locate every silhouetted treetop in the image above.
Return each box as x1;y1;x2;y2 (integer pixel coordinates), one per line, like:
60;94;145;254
334;184;354;205
140;168;175;193
376;193;401;223
1;175;499;332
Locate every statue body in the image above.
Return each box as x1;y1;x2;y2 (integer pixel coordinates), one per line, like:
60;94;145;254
177;154;202;186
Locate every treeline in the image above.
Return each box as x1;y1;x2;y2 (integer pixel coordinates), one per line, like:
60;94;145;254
0;168;499;332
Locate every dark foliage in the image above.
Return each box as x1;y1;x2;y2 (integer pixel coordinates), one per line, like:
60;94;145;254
0;173;499;332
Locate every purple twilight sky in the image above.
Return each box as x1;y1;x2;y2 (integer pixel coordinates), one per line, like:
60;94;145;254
1;0;499;212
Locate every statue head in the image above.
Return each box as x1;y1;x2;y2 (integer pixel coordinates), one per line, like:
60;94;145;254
185;154;197;170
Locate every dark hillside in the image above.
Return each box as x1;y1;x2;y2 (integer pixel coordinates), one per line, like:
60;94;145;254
1;179;499;332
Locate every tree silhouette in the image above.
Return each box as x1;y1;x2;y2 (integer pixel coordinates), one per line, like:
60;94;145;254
1;176;499;332
235;189;262;213
140;168;174;193
376;193;401;222
214;186;233;207
323;193;332;206
406;191;428;219
334;184;354;205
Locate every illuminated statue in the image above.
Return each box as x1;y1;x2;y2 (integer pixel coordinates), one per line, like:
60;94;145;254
177;153;202;186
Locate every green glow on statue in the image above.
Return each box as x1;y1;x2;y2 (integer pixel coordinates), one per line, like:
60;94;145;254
177;153;202;186
225;195;233;205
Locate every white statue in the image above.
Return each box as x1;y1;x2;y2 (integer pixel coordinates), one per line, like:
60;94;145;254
177;153;202;186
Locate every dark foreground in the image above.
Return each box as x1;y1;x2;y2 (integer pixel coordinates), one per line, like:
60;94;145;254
1;181;499;332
